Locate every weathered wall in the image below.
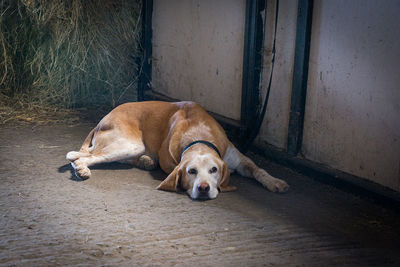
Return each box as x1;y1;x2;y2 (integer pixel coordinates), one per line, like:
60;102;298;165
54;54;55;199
152;0;245;120
302;0;400;191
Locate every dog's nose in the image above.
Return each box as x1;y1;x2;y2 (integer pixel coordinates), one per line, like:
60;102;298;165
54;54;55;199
198;182;210;193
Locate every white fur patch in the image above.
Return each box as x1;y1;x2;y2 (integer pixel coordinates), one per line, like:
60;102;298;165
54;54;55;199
223;145;241;170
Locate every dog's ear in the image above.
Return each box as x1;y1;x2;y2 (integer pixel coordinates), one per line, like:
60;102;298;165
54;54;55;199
157;164;182;192
218;162;237;192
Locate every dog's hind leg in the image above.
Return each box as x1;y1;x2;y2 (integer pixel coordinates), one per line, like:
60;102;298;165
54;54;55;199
70;139;146;179
67;119;150;179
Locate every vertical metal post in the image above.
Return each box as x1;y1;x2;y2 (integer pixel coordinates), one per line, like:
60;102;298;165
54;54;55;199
287;0;313;156
137;0;153;101
240;0;265;145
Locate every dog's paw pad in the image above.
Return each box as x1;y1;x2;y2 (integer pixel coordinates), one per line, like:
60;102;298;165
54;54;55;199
267;179;289;193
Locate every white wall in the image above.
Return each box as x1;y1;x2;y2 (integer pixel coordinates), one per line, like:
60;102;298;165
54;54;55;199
152;0;245;120
302;0;400;191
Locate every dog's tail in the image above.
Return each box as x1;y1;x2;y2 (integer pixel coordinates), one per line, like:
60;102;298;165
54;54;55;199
79;127;96;153
66;127;96;162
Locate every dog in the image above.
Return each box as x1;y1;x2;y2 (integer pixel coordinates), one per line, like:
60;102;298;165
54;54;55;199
66;101;288;200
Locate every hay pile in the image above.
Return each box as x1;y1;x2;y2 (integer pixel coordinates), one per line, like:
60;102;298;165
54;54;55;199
0;0;141;124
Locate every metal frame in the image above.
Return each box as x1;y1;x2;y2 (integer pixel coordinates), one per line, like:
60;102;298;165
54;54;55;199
287;0;314;156
240;0;266;140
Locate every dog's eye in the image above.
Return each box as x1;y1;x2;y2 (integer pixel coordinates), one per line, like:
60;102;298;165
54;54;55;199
188;168;197;175
209;166;217;173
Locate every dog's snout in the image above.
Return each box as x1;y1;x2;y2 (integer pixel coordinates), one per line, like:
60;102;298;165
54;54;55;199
198;182;210;193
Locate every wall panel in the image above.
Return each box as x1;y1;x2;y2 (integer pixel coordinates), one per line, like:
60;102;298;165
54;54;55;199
152;0;245;120
303;0;400;191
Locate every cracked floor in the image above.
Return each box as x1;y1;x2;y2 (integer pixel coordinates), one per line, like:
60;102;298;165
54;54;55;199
1;123;399;266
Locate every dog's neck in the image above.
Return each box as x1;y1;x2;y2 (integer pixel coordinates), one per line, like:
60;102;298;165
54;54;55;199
180;140;221;160
178;121;218;157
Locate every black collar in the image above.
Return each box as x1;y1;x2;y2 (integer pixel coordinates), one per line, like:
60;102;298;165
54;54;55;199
180;140;222;160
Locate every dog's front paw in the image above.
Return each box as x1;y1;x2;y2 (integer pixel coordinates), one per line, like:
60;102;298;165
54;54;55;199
266;178;289;193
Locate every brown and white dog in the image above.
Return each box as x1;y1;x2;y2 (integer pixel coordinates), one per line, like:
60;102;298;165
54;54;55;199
66;101;288;200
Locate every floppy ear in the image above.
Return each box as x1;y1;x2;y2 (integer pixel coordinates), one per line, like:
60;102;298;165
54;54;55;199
218;162;237;192
157;164;182;192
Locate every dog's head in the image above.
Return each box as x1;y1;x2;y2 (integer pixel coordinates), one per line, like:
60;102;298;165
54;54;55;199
157;147;236;200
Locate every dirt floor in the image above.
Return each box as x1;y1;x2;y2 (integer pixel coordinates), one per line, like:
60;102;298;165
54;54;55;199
1;122;400;266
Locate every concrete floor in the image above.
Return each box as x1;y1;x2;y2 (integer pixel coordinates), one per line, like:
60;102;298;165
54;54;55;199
1;123;400;266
